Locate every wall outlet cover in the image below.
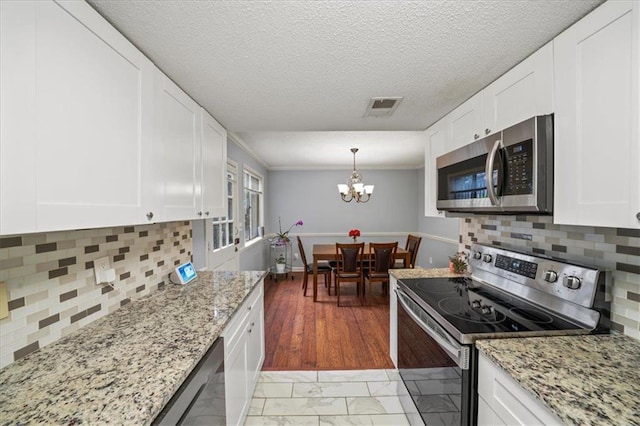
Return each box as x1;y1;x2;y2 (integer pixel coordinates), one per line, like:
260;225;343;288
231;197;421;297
94;256;111;284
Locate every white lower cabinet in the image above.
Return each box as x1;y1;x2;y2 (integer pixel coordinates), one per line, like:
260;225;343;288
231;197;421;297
223;281;264;426
477;352;562;426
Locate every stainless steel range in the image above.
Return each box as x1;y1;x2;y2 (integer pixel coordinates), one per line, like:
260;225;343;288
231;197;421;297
394;243;610;425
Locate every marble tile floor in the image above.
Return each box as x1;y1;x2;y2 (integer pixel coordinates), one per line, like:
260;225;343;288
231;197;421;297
244;369;411;426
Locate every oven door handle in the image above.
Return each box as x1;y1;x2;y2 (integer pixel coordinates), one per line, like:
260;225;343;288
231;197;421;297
396;289;469;369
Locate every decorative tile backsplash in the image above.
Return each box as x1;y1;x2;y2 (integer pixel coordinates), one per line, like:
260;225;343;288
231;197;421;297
460;215;640;339
0;222;192;369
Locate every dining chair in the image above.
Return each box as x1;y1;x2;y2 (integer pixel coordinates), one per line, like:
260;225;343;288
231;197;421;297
395;234;422;268
297;236;332;297
365;242;398;303
334;242;365;306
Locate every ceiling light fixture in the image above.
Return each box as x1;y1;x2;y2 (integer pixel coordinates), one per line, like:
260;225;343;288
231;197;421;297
338;148;374;203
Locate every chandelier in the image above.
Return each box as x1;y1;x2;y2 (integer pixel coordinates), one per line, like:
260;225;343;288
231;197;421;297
337;148;374;203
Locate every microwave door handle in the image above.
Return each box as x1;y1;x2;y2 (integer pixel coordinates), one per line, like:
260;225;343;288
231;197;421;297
485;139;502;206
395;289;465;368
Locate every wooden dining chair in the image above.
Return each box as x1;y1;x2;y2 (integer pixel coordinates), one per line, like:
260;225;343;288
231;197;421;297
297;236;332;297
334;242;365;306
365;242;398;303
395;234;422;268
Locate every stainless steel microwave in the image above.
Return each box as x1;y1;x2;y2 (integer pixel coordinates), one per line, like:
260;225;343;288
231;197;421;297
436;115;553;214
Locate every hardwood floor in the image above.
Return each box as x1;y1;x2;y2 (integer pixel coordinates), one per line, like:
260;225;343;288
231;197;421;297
262;272;394;371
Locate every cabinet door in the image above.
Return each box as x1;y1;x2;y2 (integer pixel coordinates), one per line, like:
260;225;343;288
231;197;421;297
225;329;249;426
155;72;201;222
424;117;448;217
554;0;640;228
448;92;484;150
478;353;562;425
483;42;554;134
246;291;264;388
1;0;154;234
200;110;227;219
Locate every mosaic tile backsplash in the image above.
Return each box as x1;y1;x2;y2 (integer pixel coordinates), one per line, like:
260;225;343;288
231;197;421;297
0;222;192;369
460;215;640;339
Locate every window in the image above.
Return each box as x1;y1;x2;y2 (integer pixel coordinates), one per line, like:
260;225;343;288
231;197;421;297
243;168;263;243
212;163;236;251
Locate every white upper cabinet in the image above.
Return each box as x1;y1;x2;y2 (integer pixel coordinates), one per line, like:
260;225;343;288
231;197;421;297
447;42;554;152
553;0;639;229
199;110;228;219
1;0;154;234
483;42;554;134
154;72;201;222
448;92;484;150
424;117;449;217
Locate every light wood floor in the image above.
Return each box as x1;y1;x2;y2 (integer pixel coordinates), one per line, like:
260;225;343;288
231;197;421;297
262;272;394;371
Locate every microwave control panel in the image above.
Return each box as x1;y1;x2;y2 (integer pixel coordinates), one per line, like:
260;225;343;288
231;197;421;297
503;139;533;195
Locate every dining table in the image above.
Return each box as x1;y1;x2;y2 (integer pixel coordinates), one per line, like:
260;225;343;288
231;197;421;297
311;243;411;302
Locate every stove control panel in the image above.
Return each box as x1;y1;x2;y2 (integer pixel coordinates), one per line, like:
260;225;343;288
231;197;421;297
495;254;538;279
468;243;609;311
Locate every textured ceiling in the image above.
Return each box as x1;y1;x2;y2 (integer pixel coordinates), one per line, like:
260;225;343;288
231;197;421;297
87;0;604;169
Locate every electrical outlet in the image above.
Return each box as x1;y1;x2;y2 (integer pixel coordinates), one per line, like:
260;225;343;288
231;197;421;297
429;257;433;264
94;256;111;284
293;253;299;261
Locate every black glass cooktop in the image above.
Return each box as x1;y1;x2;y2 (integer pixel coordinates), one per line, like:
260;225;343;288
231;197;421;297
398;277;585;339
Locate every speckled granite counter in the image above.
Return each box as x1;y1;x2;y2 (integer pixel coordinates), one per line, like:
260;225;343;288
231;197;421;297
477;334;640;425
390;266;468;280
0;270;266;425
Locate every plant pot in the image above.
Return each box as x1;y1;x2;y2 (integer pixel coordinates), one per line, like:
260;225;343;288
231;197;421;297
276;263;286;273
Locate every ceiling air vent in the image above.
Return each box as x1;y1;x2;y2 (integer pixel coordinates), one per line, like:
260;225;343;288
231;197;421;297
364;96;403;118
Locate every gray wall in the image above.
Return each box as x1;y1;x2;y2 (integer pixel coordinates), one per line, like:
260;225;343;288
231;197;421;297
267;169;418;234
267;169;420;269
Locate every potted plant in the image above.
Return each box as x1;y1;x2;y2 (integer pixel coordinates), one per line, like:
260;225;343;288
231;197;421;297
275;254;286;273
348;228;361;242
449;251;468;274
275;217;303;244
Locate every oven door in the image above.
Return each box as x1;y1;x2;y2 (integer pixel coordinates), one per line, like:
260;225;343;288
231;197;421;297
396;288;475;426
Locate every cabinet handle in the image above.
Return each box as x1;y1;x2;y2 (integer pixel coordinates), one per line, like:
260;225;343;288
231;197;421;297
146;212;154;220
474;133;480;140
636;212;640;221
485;128;491;135
248;306;252;311
205;211;210;216
251;322;255;326
248;328;252;334
197;211;203;216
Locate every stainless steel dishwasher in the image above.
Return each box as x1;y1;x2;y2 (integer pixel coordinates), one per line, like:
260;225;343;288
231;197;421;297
153;337;225;425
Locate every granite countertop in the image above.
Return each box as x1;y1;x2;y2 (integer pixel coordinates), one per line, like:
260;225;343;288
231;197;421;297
390;266;468;280
477;334;640;425
0;270;266;425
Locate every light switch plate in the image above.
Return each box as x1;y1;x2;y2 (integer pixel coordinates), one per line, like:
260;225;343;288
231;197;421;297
0;282;8;319
94;256;110;284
